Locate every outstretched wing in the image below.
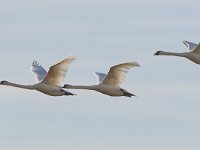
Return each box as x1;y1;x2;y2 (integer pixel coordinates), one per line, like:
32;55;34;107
41;54;76;86
183;41;198;51
192;43;200;55
94;72;107;83
102;62;140;87
30;61;47;82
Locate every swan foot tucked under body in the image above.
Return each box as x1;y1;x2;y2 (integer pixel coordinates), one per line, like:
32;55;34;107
62;84;136;98
0;54;76;97
60;89;76;96
62;62;139;98
0;80;76;96
120;88;135;97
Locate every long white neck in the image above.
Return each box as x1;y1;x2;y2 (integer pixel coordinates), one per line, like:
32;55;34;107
3;81;35;90
159;51;186;57
66;85;97;90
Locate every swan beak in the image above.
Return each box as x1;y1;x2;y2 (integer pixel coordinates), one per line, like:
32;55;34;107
154;51;160;56
0;80;7;84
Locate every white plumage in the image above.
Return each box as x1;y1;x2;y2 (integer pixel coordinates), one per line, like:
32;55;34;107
154;41;200;64
63;62;140;97
0;54;76;96
183;40;198;51
94;72;107;83
102;62;139;87
31;60;47;82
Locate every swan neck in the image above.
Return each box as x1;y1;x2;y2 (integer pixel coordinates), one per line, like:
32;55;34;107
68;85;96;90
4;82;35;90
160;51;185;57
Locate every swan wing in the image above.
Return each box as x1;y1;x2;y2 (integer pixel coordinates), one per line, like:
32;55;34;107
102;62;140;87
192;43;200;55
42;54;76;86
30;60;47;82
94;72;107;83
183;41;198;51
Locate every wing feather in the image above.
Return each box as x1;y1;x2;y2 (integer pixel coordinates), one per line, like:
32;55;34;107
94;72;107;83
183;41;198;51
41;54;76;86
30;60;47;82
192;43;200;55
102;62;140;87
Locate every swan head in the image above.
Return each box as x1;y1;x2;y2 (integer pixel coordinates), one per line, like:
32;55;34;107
154;51;163;56
0;80;9;85
62;84;72;88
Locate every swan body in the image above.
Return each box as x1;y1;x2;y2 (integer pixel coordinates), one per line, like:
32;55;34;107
63;62;140;97
0;54;76;96
154;41;200;64
64;84;132;97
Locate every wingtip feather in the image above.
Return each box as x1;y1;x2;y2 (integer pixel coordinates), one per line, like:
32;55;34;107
32;60;40;66
67;53;77;60
129;62;140;67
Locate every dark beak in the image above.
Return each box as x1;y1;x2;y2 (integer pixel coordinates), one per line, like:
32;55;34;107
154;51;160;55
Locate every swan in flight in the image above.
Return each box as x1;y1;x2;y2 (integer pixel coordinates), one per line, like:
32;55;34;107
154;40;200;64
0;54;76;96
63;62;140;97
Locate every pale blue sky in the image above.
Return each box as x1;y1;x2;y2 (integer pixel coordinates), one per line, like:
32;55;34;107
0;0;200;150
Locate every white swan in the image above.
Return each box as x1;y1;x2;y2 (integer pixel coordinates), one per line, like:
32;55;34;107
63;62;140;97
0;54;76;96
154;41;200;64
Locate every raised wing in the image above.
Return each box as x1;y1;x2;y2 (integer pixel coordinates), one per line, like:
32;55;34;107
183;41;198;51
192;42;200;55
30;61;47;82
42;54;76;86
94;72;107;83
102;62;140;87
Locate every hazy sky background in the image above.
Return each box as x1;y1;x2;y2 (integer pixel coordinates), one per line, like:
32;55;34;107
0;0;200;150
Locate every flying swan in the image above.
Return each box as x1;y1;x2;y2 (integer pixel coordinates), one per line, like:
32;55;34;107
0;54;76;96
62;62;140;97
154;40;200;64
